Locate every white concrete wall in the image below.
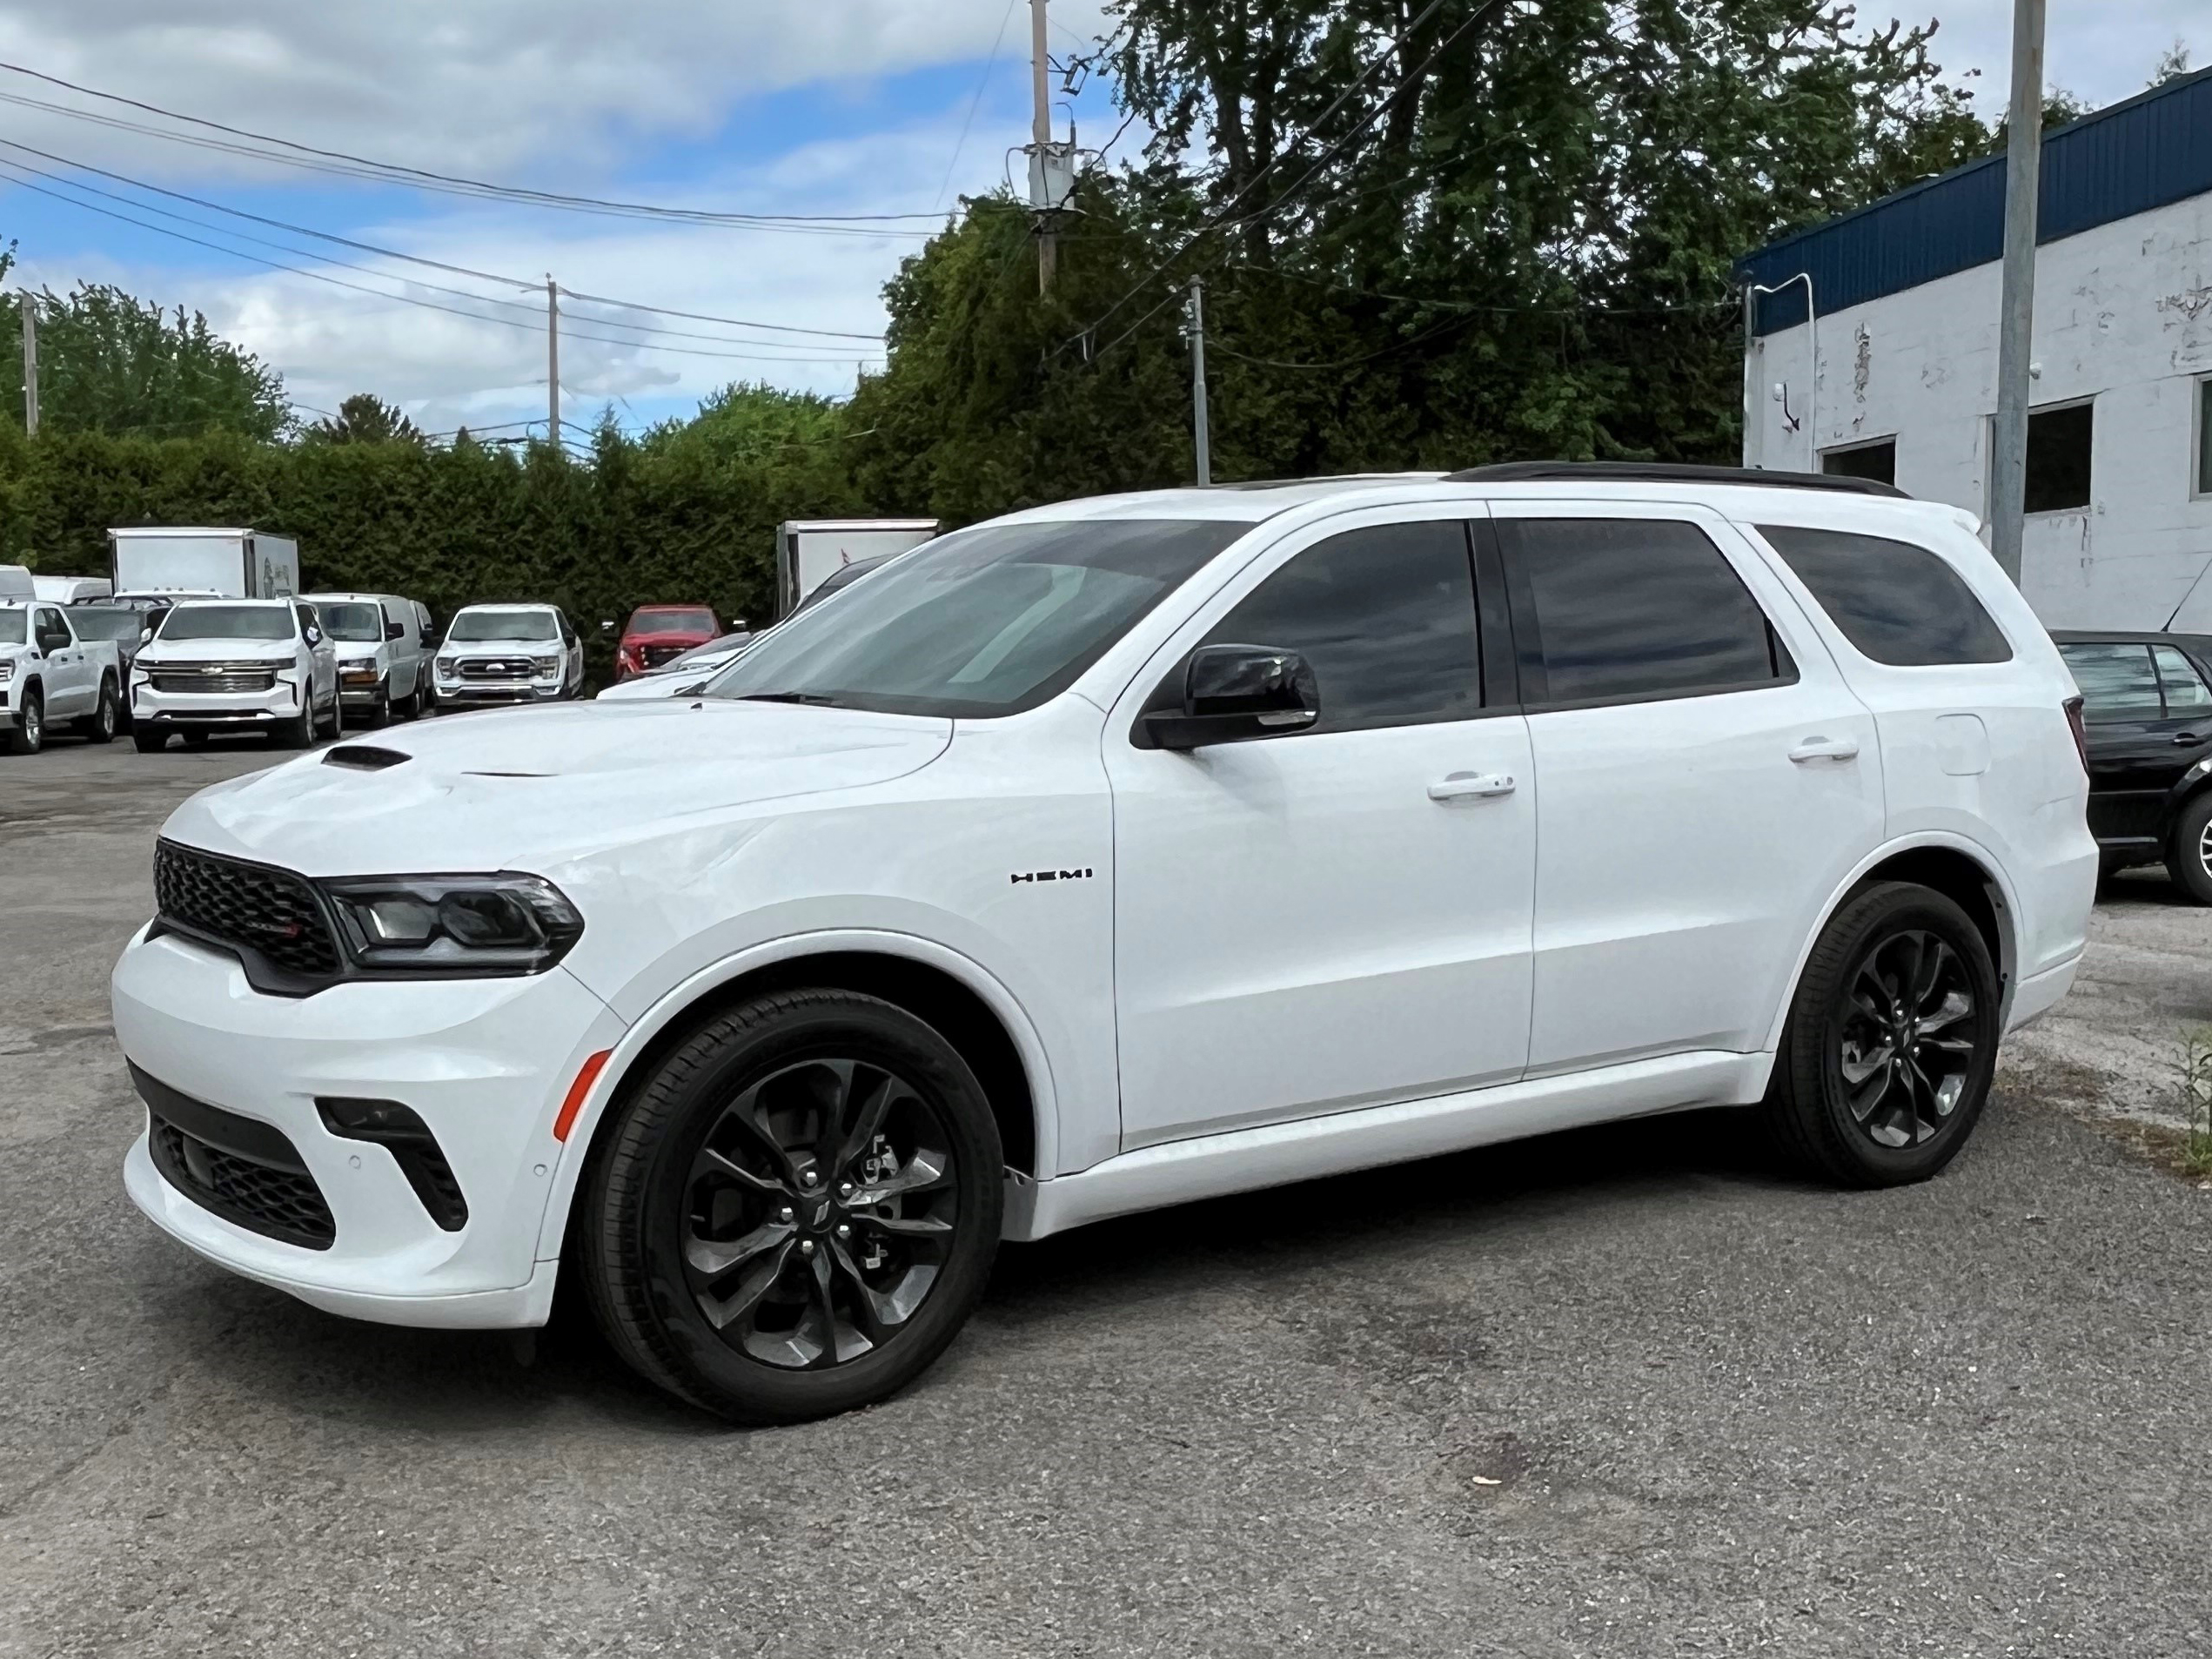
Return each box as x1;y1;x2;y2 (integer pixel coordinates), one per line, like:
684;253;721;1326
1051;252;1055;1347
1743;191;2212;629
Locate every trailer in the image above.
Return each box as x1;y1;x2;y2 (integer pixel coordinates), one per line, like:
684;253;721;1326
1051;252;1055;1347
109;527;301;601
774;519;936;616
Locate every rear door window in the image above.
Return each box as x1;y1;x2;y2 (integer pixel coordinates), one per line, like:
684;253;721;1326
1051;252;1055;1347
2154;645;2212;714
2060;643;2162;722
1199;520;1482;733
1500;519;1787;706
1756;525;2012;666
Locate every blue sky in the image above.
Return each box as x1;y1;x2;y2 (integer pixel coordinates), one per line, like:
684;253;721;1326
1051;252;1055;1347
0;0;2194;442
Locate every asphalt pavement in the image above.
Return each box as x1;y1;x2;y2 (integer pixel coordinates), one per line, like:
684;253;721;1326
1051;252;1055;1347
3;734;2208;1658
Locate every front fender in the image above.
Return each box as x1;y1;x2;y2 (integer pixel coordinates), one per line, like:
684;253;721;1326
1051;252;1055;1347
528;928;1065;1264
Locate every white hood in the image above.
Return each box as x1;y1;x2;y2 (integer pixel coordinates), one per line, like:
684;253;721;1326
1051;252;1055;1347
158;697;953;876
138;638;298;665
440;635;560;660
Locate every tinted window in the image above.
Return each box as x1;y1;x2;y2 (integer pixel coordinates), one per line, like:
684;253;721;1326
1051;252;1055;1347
1199;521;1481;733
1508;519;1782;704
319;601;384;641
0;609;22;645
64;607;144;642
707;519;1243;719
2060;643;2161;722
158;606;295;641
628;609;716;635
1756;525;2013;666
2155;645;2212;713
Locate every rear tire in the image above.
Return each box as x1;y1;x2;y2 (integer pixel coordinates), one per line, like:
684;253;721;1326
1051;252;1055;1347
4;689;44;756
2163;792;2212;904
76;678;119;743
580;989;1004;1423
1762;881;2000;1188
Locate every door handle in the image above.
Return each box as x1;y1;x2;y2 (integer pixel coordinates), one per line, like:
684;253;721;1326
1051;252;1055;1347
2174;732;2204;746
1788;736;1860;764
1428;771;1517;802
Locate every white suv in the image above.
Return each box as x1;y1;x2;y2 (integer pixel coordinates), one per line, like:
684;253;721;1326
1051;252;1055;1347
111;466;2095;1422
131;599;342;751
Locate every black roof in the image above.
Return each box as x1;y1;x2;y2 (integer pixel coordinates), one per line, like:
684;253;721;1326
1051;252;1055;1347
1440;460;1909;498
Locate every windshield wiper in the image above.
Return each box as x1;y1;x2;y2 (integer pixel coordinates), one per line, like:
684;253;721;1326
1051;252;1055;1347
734;691;844;707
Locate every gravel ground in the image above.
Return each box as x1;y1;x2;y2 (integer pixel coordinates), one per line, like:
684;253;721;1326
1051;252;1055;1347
3;736;2208;1658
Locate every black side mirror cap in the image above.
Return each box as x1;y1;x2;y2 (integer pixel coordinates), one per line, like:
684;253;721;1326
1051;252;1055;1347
1142;642;1320;750
385;621;405;640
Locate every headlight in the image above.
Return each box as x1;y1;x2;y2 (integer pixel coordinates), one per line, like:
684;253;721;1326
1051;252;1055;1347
436;656;458;675
0;660;13;684
533;655;561;676
320;873;583;977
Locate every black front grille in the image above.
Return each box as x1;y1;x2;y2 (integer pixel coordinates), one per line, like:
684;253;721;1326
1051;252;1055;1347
640;644;687;668
135;1065;335;1250
154;840;342;980
459;657;537;680
149;665;277;695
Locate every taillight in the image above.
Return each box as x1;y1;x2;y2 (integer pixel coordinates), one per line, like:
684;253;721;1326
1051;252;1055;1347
2063;695;2088;776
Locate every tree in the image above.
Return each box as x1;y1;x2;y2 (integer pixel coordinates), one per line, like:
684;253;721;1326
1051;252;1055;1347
305;393;425;446
0;281;290;441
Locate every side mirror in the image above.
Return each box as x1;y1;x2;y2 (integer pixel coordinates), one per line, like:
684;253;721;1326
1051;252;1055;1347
1143;643;1320;750
138;628;152;644
305;628;322;646
385;621;405;641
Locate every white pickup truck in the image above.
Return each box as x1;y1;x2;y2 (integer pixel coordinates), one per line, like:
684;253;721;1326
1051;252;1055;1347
0;600;124;755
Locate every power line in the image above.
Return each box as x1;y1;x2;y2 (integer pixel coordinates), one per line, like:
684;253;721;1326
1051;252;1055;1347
0;163;886;365
0;63;950;232
938;0;1022;211
0;134;891;345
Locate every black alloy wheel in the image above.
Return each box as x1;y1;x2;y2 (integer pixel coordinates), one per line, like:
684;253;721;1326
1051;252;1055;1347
580;989;1003;1422
1764;881;2001;1186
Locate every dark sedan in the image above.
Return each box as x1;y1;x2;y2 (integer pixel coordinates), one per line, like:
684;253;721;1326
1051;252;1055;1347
2054;629;2212;900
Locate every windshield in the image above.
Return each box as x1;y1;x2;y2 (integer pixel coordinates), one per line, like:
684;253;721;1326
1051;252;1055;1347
64;608;146;642
0;610;23;645
320;601;385;642
704;519;1244;717
158;605;295;642
629;608;715;635
450;608;557;642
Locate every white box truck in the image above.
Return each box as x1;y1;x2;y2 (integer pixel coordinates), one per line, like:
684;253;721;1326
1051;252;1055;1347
775;519;936;616
108;527;301;601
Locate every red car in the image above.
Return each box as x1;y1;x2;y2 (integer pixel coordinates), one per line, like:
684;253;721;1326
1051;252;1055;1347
614;605;723;679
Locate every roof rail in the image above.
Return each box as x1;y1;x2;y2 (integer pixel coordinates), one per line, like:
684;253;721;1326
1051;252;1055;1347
1441;460;1909;499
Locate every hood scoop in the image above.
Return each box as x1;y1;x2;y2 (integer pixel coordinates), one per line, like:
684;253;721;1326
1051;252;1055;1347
321;744;412;771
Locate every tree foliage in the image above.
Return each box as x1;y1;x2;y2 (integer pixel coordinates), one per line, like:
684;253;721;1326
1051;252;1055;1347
0;282;291;441
306;393;424;446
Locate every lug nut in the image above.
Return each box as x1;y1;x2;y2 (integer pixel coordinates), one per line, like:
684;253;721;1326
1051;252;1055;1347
776;1206;794;1225
838;1181;854;1199
836;1223;851;1239
800;1239;815;1257
798;1169;818;1187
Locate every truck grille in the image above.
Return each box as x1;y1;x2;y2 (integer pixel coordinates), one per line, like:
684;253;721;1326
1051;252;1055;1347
459;657;538;680
148;662;278;695
640;644;687;668
153;839;343;981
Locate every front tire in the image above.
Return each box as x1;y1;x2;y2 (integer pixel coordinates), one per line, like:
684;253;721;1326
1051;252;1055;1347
4;689;43;756
1762;882;2001;1188
580;990;1004;1423
2164;792;2212;904
131;723;168;754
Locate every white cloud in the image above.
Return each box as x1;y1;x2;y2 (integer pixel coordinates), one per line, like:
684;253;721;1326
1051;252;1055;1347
1907;0;2198;114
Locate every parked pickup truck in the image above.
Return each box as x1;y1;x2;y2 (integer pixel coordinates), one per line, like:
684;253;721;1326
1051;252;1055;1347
0;600;124;755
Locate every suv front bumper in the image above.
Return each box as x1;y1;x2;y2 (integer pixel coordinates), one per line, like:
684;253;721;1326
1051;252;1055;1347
112;924;627;1328
132;679;304;729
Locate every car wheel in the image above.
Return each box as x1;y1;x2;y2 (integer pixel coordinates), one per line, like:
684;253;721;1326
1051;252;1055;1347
180;729;211;750
365;687;390;729
272;706;313;748
1762;881;2000;1188
4;689;44;756
77;678;119;743
2163;792;2212;904
580;989;1004;1423
131;722;168;754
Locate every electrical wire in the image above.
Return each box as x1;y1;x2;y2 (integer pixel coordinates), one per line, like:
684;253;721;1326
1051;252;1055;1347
0;162;886;365
937;0;1022;211
0;64;948;231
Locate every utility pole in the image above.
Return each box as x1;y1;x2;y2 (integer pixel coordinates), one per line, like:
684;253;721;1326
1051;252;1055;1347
1030;0;1055;292
19;292;37;438
1989;0;2047;585
1183;277;1210;485
546;276;560;447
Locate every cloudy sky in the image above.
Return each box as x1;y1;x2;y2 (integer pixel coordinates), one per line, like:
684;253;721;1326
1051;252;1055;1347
0;0;2195;440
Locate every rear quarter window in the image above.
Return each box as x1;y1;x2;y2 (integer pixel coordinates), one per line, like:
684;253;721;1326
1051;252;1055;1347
1756;525;2012;667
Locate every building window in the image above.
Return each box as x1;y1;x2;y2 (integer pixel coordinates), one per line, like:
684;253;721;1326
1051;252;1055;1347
2023;400;2093;514
1821;439;1896;486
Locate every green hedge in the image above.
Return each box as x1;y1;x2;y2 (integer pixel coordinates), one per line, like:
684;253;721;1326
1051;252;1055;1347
0;422;868;679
